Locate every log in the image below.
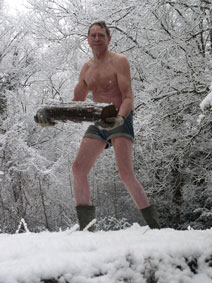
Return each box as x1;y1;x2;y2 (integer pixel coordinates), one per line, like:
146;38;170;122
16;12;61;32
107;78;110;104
34;102;118;127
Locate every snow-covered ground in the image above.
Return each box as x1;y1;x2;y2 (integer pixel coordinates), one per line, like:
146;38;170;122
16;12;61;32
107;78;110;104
0;224;211;283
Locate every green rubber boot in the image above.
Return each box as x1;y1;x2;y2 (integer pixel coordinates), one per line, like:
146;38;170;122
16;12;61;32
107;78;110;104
76;205;96;232
140;204;161;229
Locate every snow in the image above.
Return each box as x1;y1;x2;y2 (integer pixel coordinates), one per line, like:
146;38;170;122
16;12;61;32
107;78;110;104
0;171;3;182
198;84;212;123
0;224;212;283
200;91;212;112
200;83;212;112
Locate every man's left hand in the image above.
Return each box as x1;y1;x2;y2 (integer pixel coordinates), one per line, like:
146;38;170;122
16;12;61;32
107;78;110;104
96;115;125;131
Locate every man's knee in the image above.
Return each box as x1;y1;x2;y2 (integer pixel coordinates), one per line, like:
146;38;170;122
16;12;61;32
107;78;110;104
72;160;83;177
72;159;91;178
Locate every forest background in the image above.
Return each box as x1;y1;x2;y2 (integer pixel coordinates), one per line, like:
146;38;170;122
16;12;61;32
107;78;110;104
0;0;211;233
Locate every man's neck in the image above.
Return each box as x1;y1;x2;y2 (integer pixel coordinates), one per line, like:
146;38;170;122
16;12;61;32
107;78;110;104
93;49;110;62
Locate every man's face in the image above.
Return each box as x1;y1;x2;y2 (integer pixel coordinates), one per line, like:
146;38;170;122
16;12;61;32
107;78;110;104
88;25;111;53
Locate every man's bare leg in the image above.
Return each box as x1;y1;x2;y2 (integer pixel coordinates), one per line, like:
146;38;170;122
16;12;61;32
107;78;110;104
72;138;106;206
112;137;150;209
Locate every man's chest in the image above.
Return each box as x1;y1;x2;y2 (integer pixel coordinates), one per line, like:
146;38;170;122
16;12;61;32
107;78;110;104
85;64;117;91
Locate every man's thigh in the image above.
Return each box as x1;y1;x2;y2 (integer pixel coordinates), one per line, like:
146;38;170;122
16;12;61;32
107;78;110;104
111;137;133;162
74;138;107;171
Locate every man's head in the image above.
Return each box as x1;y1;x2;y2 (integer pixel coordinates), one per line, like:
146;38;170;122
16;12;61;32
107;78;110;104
88;21;110;38
87;21;111;54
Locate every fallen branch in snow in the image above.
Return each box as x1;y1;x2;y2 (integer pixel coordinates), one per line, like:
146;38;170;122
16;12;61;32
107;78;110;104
40;253;212;283
1;226;211;283
16;218;30;234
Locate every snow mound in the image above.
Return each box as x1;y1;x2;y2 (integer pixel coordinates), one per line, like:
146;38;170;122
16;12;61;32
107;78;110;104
0;224;211;283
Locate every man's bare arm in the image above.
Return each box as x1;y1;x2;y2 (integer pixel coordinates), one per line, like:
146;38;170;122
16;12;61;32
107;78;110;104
73;64;89;101
116;55;134;117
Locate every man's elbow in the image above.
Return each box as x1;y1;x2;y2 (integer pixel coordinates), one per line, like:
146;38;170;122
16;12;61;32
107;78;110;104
72;97;80;101
72;94;86;102
125;97;133;106
73;98;86;102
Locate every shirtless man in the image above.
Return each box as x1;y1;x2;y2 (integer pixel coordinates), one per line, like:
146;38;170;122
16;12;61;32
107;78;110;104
72;21;160;230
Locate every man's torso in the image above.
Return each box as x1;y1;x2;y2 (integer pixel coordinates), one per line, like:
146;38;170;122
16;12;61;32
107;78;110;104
83;52;123;108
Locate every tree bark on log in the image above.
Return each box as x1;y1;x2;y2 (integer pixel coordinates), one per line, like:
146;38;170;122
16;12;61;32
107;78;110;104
34;102;118;126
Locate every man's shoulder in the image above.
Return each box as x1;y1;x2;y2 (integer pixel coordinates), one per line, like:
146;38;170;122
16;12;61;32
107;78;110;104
110;52;129;70
82;59;92;70
110;51;126;59
110;51;129;64
80;59;93;76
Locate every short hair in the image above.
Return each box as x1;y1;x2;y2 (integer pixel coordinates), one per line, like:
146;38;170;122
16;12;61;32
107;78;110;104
88;21;110;37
